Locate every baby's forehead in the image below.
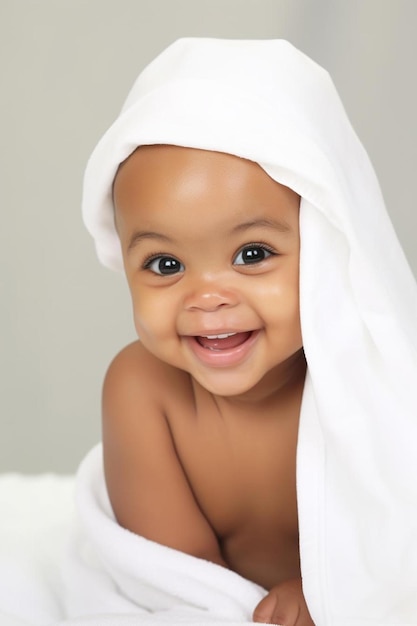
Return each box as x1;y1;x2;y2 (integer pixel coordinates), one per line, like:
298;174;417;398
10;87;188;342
116;143;260;177
115;144;298;195
113;144;300;219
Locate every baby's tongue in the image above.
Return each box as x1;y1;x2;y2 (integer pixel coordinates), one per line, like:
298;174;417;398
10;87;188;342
197;332;251;350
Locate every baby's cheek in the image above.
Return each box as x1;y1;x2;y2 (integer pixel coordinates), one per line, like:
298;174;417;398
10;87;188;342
262;282;300;319
132;297;173;345
130;295;155;339
133;308;156;342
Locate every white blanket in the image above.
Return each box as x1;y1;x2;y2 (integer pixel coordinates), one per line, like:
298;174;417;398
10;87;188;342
0;472;74;625
0;446;266;626
62;444;266;625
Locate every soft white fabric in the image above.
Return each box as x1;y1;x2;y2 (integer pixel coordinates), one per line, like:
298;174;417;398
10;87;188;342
60;444;266;625
0;463;265;626
0;472;75;625
77;37;417;624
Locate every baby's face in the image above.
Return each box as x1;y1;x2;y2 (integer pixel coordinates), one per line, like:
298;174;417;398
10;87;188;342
113;145;303;398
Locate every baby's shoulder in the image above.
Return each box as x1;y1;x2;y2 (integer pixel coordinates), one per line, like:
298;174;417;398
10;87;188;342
103;340;191;413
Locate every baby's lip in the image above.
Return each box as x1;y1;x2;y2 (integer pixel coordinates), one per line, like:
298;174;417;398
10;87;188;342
185;328;254;338
196;331;253;351
183;330;260;367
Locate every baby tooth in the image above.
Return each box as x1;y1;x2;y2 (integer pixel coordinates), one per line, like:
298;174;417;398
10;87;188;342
205;333;237;339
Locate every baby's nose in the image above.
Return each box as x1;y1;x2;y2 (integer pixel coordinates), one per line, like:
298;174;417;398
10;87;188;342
184;285;239;312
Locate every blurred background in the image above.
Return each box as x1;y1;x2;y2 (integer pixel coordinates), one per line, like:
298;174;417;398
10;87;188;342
1;0;416;473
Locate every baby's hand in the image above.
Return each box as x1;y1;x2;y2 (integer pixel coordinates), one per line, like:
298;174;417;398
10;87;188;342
252;578;314;626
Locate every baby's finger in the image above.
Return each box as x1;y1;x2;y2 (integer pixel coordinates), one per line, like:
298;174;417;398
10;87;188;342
293;602;315;626
253;592;299;626
253;591;278;623
271;602;299;626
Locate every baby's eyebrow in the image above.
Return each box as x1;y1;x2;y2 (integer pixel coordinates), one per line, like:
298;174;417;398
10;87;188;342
231;218;292;235
127;218;292;254
127;230;173;254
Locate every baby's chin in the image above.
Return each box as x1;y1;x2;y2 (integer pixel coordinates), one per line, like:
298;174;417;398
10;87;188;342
186;367;278;402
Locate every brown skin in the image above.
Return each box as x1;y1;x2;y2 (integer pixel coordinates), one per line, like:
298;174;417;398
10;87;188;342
104;145;313;626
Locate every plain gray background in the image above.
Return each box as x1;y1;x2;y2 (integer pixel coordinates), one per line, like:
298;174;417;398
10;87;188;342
1;0;416;473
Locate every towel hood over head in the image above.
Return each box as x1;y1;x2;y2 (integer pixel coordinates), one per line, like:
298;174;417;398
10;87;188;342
82;38;417;625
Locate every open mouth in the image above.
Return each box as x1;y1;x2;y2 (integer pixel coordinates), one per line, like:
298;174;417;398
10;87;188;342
196;331;253;351
185;330;259;368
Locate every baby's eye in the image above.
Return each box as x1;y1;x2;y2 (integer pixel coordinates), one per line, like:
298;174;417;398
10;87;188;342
233;244;275;265
144;255;185;275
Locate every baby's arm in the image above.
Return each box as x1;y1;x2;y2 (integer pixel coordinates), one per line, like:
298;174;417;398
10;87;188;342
253;579;314;626
103;342;312;625
102;341;226;565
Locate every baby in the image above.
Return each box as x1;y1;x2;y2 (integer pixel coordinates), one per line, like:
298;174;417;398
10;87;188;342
82;38;417;626
104;143;311;625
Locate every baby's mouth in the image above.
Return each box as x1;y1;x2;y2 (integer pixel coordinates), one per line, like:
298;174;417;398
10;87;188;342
196;331;252;351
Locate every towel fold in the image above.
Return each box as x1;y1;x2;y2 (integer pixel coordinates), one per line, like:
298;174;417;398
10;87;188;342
61;444;266;625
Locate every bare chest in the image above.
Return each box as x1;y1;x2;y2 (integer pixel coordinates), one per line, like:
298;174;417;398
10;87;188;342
167;392;301;588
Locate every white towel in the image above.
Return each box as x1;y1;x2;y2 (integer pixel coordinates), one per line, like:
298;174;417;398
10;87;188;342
80;38;417;624
0;472;75;625
0;455;265;626
61;444;265;625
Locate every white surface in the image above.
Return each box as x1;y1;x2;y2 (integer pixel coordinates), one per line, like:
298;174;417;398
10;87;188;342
0;472;75;624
